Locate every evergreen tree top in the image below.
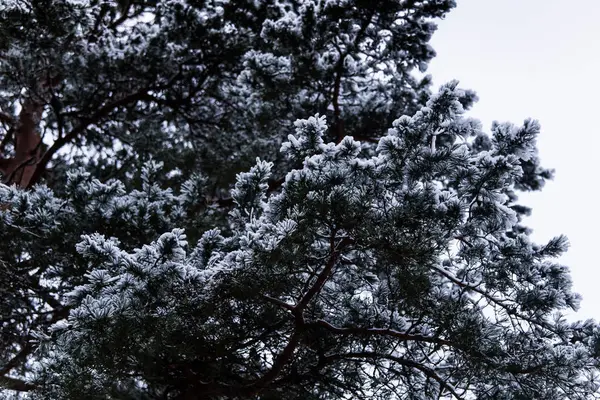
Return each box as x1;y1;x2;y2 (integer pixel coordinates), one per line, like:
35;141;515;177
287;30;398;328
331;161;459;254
0;83;596;399
1;1;598;399
0;0;453;189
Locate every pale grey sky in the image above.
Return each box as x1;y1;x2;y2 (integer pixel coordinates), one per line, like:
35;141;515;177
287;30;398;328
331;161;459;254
427;0;600;319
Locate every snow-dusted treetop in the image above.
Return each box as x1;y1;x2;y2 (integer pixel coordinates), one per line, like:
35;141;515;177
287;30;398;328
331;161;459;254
0;83;593;399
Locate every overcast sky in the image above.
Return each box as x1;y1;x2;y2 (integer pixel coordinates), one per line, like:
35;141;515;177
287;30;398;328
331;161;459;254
426;0;600;319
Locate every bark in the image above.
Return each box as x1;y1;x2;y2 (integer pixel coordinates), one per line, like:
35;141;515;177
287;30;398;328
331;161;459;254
0;93;46;188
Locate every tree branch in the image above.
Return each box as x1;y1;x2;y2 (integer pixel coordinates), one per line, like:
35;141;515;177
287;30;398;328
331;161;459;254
262;295;295;312
294;236;353;313
245;330;303;395
241;234;354;396
325;351;464;400
0;112;15;126
0;375;36;392
306;319;454;347
0;343;33;377
430;264;562;336
27;87;153;187
331;7;377;144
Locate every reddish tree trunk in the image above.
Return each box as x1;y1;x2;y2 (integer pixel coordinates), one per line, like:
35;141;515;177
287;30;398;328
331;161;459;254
0;87;49;188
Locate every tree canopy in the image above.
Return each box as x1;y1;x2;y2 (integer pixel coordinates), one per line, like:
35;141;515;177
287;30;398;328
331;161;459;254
0;1;598;399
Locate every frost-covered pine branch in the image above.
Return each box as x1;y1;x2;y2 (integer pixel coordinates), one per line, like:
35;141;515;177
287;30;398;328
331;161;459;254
0;84;593;399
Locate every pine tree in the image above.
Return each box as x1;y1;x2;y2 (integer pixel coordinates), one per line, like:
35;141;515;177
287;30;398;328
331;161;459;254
1;1;598;399
0;0;449;190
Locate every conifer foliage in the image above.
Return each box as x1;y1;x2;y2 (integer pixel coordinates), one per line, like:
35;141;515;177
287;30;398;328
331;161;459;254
1;1;598;399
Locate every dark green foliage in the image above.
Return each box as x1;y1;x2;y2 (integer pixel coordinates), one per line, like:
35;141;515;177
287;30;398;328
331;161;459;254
1;1;598;400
